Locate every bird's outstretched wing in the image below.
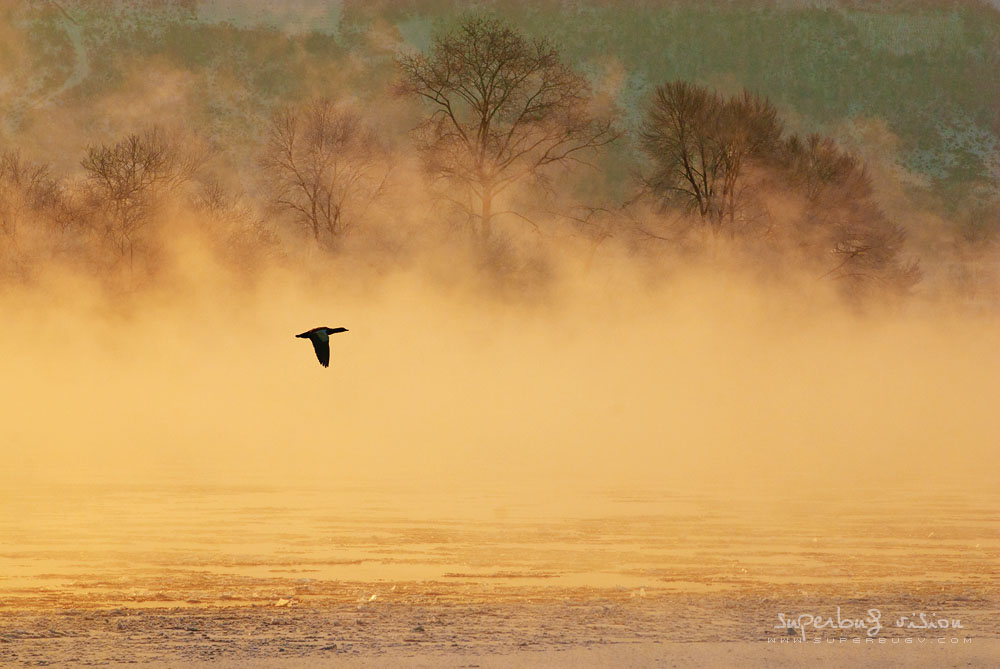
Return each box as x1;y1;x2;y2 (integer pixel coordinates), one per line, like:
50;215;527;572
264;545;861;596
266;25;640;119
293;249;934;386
311;337;330;367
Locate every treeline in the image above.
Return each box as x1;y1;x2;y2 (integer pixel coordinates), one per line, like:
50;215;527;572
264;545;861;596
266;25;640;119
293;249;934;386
0;14;980;302
0;128;277;285
637;81;921;294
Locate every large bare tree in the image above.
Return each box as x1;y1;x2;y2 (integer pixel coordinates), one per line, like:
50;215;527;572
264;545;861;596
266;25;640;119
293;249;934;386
260;99;390;245
640;81;781;231
398;16;616;239
82;126;200;274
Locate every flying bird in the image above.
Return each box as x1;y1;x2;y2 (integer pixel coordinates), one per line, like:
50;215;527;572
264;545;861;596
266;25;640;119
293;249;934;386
296;326;348;367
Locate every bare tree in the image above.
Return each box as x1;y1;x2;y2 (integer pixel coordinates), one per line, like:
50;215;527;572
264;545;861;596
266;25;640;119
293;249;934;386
782;133;863;202
640;81;781;231
782;133;920;294
398;16;617;240
1;151;56;237
81;126;201;274
260;99;390;246
0;150;85;280
637;82;918;297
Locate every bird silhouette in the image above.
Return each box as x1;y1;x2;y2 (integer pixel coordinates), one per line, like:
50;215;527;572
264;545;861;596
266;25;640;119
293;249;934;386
296;326;348;367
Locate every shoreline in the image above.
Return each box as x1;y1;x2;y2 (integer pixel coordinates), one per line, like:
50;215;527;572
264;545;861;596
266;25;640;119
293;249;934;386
101;640;1000;669
3;592;997;667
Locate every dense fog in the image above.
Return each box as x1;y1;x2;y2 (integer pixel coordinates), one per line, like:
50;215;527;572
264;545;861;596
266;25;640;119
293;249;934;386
1;1;997;493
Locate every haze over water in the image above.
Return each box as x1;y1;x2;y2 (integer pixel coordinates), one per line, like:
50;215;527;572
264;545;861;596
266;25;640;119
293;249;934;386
2;478;997;612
